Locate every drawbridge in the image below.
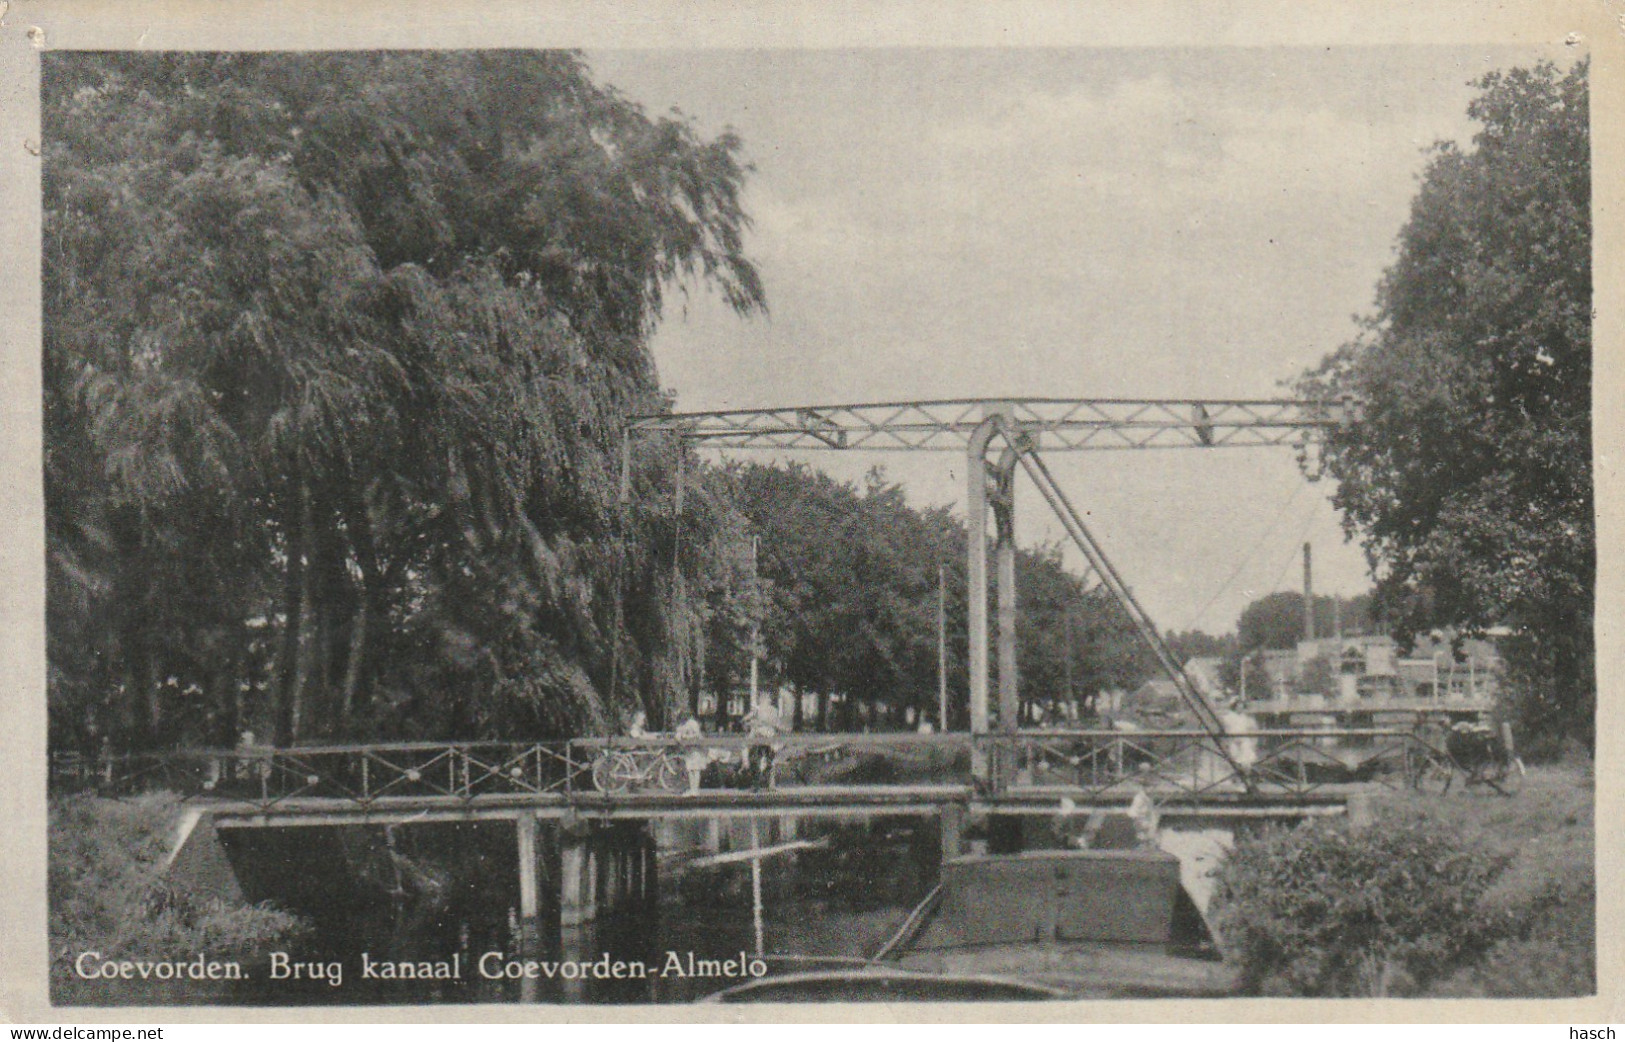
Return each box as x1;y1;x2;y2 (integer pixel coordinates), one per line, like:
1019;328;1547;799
626;396;1353;790
66;396;1510;978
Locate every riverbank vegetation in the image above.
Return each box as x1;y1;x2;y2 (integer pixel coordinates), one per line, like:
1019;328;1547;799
1211;761;1593;997
48;794;306;1004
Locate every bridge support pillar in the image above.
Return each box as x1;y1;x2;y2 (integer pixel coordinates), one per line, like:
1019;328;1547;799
555;824;596;1003
992;447;1021;795
585;847;600;922
515;812;542;1002
559;920;588;1003
967;408;1009;788
967;420;992;750
643;829;658;908
994;448;1019;737
940;803;965;865
560;831;591;928
614;841;633;913
515;813;541;955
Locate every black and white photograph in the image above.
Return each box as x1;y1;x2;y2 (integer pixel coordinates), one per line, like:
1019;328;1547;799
2;0;1614;1021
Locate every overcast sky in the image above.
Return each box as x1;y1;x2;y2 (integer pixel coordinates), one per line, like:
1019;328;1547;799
585;45;1562;636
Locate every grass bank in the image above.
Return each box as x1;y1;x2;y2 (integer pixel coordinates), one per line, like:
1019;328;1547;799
49;792;306;1005
1371;761;1595;997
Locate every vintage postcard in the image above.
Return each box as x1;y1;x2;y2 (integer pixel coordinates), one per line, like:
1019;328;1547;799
1;0;1619;1024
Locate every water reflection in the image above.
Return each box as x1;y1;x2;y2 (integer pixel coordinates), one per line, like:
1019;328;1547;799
229;815;937;1005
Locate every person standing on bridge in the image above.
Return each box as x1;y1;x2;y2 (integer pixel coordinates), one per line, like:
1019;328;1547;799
675;714;709;794
1127;785;1161;847
743;698;781;791
1221;698;1259;775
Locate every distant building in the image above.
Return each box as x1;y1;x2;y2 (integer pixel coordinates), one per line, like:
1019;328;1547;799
1244;630;1499;729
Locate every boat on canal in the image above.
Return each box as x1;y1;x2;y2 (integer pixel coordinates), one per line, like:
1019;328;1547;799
705;844;1240;1002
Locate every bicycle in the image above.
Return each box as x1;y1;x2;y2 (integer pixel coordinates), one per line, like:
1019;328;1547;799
1409;720;1525;796
590;745;689;795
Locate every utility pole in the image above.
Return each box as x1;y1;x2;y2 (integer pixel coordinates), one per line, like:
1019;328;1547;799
749;534;760;711
1302;542;1314;644
937;563;948;731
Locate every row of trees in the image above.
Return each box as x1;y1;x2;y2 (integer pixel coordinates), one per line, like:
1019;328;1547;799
711;462;1153;732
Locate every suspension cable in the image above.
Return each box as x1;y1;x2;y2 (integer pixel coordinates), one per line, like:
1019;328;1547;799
1006;436;1254;791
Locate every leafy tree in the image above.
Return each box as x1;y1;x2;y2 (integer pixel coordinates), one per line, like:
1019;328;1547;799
1236;591;1373;652
1014;544;1088;721
1164;629;1235;663
44;52;764;748
1236;592;1310;652
717;463;958;729
1058;586;1158;719
1297;60;1592;744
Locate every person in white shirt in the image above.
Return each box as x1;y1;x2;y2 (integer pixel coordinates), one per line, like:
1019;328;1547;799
741;699;780;791
675;715;707;794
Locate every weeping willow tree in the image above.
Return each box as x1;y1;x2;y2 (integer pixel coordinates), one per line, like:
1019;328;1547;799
44;51;764;749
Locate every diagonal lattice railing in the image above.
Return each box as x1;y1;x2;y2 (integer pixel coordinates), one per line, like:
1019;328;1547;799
47;741;591;812
996;728;1453;802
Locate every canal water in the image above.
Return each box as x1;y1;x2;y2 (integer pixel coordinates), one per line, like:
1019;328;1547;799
225;814;941;1005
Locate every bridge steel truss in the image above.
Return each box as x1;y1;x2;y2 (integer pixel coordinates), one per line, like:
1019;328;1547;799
626;398;1347;792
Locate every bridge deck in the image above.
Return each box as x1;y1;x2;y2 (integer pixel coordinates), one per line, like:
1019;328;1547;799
55;727;1450;828
196;782;1358;828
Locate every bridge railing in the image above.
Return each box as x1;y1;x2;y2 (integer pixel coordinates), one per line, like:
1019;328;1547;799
569;732;973;793
989;727;1448;800
48;727;1455;809
48;741;589;809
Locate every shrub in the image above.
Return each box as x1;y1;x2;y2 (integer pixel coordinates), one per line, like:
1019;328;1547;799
1210;817;1505;996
